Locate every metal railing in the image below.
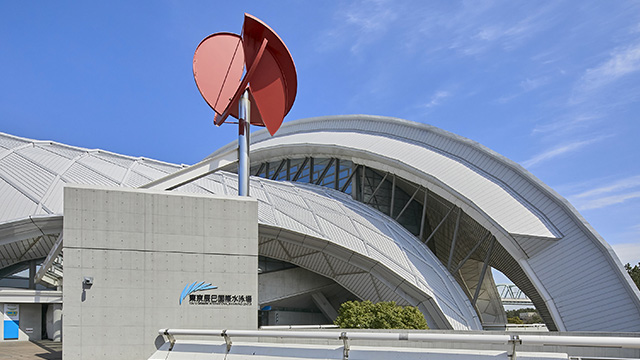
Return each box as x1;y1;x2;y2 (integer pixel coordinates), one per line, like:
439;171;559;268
158;328;640;360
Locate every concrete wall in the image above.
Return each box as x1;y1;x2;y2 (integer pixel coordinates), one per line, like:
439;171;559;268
0;303;42;341
63;185;258;360
267;310;329;326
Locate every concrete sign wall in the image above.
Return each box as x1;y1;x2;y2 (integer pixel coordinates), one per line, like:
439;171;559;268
62;185;258;360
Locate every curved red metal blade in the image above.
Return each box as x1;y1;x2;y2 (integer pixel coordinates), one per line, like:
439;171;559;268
193;32;244;121
242;13;297;135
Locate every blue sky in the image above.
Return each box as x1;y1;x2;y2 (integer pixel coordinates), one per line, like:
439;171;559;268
2;1;639;275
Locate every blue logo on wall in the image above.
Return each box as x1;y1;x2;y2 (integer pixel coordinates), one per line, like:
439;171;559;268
180;281;217;304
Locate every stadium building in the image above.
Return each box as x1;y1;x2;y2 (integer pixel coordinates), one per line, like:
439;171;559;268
1;115;639;358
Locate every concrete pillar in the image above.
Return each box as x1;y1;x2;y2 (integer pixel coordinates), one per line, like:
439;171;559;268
47;304;62;342
28;260;36;290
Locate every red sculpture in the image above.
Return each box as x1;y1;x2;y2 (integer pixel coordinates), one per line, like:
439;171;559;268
193;13;297;136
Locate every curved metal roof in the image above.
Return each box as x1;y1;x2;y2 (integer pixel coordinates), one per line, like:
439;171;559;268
0;131;480;330
210;115;640;332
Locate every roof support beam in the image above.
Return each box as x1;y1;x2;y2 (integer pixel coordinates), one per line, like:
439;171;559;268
395;185;420;221
35;232;63;285
340;165;358;193
424;205;455;245
315;158;335;185
334;159;340;190
360;165;366;202
451;232;491;275
390;174;396;218
472;236;496;306
255;162;265;176
311;292;338;321
286;159;291;180
365;172;388;205
419;190;429;239
292;157;309;181
141;147;237;190
271;159;286;180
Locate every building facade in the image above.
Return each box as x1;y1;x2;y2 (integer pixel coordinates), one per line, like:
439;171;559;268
1;115;639;347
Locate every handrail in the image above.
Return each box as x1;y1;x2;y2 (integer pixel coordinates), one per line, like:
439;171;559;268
158;329;640;360
260;324;339;330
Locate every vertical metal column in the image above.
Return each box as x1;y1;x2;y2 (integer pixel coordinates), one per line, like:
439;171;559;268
238;90;250;196
447;208;462;270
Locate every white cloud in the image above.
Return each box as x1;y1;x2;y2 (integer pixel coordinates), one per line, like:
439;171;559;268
567;175;640;211
576;43;640;95
323;0;399;55
520;76;550;92
574;175;640;199
496;76;550;103
451;3;556;56
422;90;451;108
612;242;640;266
576;191;640;211
521;136;608;168
531;113;599;135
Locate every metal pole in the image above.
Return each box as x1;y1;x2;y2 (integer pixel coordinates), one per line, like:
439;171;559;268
238;89;250;196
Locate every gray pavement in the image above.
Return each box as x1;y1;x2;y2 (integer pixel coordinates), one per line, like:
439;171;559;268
0;340;62;360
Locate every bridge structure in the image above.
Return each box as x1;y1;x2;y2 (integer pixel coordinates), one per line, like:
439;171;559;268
497;284;534;307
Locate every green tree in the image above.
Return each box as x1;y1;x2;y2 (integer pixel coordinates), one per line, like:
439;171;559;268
334;301;428;329
507;316;523;324
525;313;543;324
625;263;640;290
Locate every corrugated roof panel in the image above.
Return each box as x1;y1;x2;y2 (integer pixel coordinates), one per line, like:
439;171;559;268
0;153;55;200
132;162;173;179
273;209;323;239
43;143;86;160
262;182;309;209
62;162;117;186
0;178;38;223
4;242;21;259
280;241;319;259
193;177;227;197
438;302;470;330
406;251;453;303
16;146;72;175
313;210;361;239
0;134;29;150
141;159;181;174
366;245;414;284
336;273;378;301
259;238;289;260
176;182;210;195
294;252;332;277
324;255;362;276
93;152;136;169
123;170;154;188
78;155;128;184
41;178;66;215
303;189;352;214
372;277;404;304
315;217;367;255
366;235;412;271
257;202;277;225
275;195;320;231
13;240;28;259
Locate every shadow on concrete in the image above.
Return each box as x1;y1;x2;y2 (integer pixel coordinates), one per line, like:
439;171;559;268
32;340;62;360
